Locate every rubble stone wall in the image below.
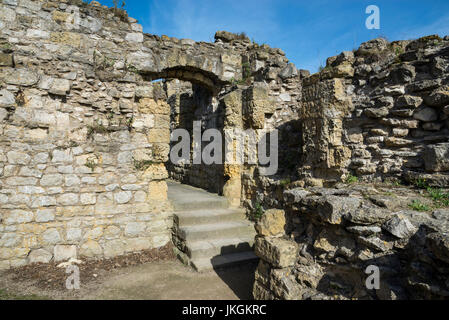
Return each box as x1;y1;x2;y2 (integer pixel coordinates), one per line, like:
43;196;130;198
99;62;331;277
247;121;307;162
253;187;449;300
298;36;449;186
252;36;449;300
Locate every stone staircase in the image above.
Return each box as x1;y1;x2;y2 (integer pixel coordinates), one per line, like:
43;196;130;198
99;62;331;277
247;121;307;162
168;181;258;272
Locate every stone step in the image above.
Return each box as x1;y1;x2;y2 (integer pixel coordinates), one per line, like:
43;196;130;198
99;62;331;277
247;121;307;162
172;198;229;211
178;221;255;242
191;251;259;272
168;181;229;211
175;208;246;226
187;236;255;260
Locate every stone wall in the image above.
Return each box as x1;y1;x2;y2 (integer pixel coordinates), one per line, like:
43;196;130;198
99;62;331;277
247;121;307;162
0;0;294;268
298;36;449;186
253;186;449;300
244;36;449;217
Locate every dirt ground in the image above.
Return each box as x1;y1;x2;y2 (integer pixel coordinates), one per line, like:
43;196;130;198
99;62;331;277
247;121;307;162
0;259;258;300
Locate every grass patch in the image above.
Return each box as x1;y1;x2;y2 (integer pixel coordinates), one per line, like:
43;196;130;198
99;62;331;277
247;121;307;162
409;200;431;212
410;178;449;209
236;32;249;40
413;178;429;190
0;288;49;300
426;188;449;208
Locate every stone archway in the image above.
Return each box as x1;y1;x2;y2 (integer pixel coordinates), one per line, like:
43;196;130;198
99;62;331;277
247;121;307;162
136;65;243;207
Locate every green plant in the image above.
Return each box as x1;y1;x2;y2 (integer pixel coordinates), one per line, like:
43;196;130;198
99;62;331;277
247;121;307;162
126;116;134;131
280;178;291;188
409;200;431;212
346;175;359;184
126;64;139;74
242;62;251;80
1;42;12;51
69;141;80;148
426;187;449;207
87;120;109;138
16;90;25;106
413;178;429;189
253;202;265;221
85;157;98;172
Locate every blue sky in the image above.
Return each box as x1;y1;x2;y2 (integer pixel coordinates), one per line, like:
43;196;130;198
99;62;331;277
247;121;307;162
98;0;449;72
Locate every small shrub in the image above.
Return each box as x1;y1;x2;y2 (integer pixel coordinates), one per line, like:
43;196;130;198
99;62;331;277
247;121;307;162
85;157;98;172
242;62;251;80
87;120;109;138
126;64;139;74
280;178;291;188
346;175;359;184
252;202;265;221
409;200;430;212
15;90;25;106
236;32;248;40
413;178;429;190
126;116;134;131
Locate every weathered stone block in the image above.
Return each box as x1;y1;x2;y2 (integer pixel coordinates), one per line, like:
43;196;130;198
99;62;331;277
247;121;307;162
3;68;39;86
41;228;61;245
79;240;102;258
49;78;71;96
147;128;170;143
125;238;152;252
54;245;77;262
103;239;125;258
7;151;31;165
148;181;168;201
4;210;33;225
255;237;298;268
256;209;286;237
50;32;81;47
382;215;417;239
27;249;52;264
0;53;13;67
36;209;55;223
114;191;132;204
413;107;438;122
424;85;449;107
424;143;449;172
317;196;362;225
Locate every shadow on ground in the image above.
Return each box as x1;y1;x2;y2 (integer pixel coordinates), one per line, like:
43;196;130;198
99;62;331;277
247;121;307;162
211;246;259;300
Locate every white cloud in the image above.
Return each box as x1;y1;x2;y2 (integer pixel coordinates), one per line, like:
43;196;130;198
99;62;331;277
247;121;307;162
394;13;449;40
147;0;281;43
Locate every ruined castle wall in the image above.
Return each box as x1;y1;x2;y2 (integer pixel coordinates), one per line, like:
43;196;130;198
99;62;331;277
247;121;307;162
0;0;179;269
253;187;449;300
0;0;297;268
252;36;449;301
298;37;449;186
0;0;228;269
